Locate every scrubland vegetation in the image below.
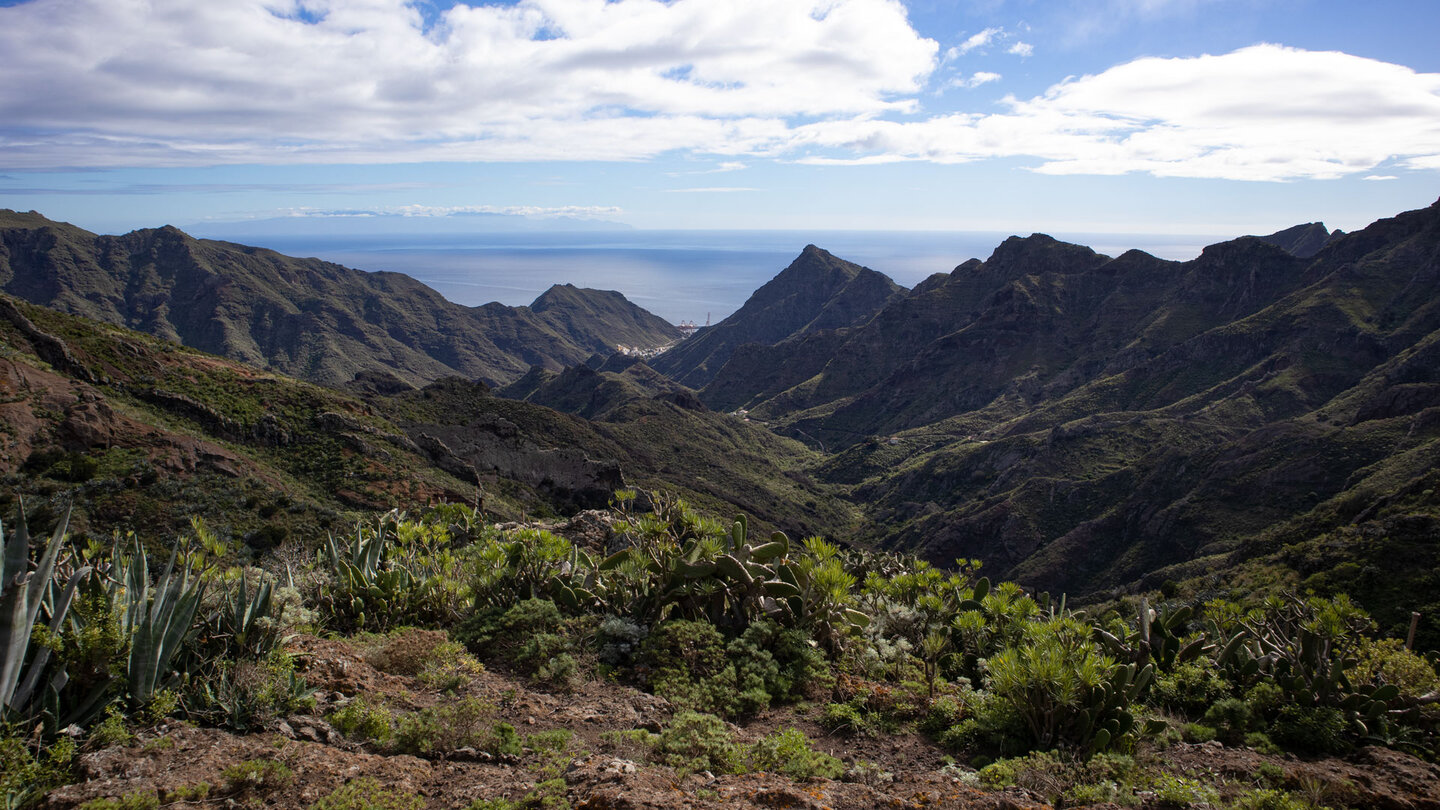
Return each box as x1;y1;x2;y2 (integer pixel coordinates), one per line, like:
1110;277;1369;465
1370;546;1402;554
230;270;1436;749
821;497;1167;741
5;491;1438;809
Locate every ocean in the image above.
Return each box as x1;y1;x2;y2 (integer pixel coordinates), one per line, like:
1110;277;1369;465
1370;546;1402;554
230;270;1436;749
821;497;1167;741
231;230;1227;324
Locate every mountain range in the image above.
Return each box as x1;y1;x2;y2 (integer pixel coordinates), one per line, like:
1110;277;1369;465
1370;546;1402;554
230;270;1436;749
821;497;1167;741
0;210;677;388
5;199;1439;644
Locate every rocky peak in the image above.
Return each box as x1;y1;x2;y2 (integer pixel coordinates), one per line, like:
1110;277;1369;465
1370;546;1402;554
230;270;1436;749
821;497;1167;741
983;233;1110;277
1256;222;1336;258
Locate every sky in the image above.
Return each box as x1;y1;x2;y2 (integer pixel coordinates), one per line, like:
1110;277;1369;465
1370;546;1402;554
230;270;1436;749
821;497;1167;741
1;0;1438;237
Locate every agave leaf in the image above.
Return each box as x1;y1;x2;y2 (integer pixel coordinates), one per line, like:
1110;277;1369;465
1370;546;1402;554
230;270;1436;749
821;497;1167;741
12;564;91;710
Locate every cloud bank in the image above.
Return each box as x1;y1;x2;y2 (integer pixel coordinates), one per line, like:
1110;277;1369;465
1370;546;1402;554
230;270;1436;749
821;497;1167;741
1;0;1437;181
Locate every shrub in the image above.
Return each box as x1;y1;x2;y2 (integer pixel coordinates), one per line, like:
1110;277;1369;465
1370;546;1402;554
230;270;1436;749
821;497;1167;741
642;619;831;719
525;729;574;754
1149;773;1220;808
654;711;743;774
2;736;76;810
220;758;294;793
1230;788;1313;810
919;695;964;736
820;700;879;737
937;690;1029;756
1152;662;1229;716
1181;723;1218;743
365;629;449;676
1271;706;1349;754
1202;697;1253;744
308;778;424;810
747;727;843;780
986;617;1119;750
487;722;524;757
976;751;1136;805
1244;681;1286;721
458;600;581;687
328;696;395;744
595;616;646;667
1351;637;1440;696
393;697;495;756
195;649;317;731
88;710;134;748
1245;732;1283;755
417;641;486;692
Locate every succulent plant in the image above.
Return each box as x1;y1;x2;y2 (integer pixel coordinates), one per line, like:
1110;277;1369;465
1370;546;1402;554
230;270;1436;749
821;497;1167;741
1;506;91;726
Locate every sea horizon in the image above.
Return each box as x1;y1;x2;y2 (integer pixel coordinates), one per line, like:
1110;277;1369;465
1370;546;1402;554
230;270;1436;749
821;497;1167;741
192;228;1231;324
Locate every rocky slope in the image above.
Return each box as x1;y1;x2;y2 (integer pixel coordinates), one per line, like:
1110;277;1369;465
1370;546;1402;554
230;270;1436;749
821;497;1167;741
0;211;678;388
649;245;904;389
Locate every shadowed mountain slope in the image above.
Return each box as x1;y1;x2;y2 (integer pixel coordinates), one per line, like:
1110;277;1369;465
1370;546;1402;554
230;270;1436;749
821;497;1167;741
648;245;905;389
0;210;678;388
662;199;1440;635
1;289;847;545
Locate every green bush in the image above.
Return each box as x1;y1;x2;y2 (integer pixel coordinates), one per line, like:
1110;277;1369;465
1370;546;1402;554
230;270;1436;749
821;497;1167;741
308;778;424;810
641;619;830;719
417;641;486;692
3;736;76;810
1202;697;1253;744
937;690;1029;756
328;696;395;744
393;697;495;756
1245;732;1283;756
194;649;317;731
747;727;843;780
919;695;964;736
1244;681;1286;721
1152;662;1229;715
1181;722;1218;743
1148;773;1219;807
458;600;581;687
525;729;574;754
821;700;880;737
220;758;294;793
654;711;743;774
1271;705;1349;754
487;722;524;757
1229;788;1314;810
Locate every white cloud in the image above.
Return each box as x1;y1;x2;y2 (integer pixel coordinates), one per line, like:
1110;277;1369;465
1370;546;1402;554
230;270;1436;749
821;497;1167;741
948;72;1003;89
0;0;936;167
1;6;1437;186
955;27;1002;55
790;44;1440;181
1363;175;1398;181
1008;42;1034;57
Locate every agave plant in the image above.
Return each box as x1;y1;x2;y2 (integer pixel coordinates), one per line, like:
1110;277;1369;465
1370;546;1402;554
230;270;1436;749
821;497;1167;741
320;510;465;630
117;538;207;707
211;570;285;660
1;506;91;726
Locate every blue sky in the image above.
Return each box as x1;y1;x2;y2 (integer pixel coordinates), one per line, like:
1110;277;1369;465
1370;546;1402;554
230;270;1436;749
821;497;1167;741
1;0;1437;237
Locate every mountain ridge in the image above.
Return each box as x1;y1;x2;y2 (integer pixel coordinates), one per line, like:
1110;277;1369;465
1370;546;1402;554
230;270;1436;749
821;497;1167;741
0;210;678;388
